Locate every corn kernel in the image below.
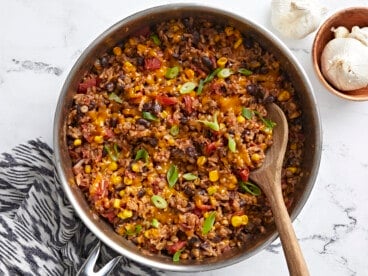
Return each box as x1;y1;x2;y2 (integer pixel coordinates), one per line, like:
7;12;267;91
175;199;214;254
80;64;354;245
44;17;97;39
209;170;219;182
119;190;125;197
84;165;91;174
290;143;297;150
251;153;261;162
231;215;248;227
214;34;221;42
207;186;218;195
123;61;135;73
118;209;133;220
210;196;217;206
161;110;168;118
234;38;243;49
131;163;140;173
197;156;207;166
217;57;228;68
144;228;159;239
225;26;234;36
113;46;122;56
184;68;195;79
137;44;147;55
146;74;154;85
124;176;133;185
287;167;298;174
237;116;245;123
109;162;118;171
278;90;291;102
94;135;104;144
111;175;122;185
73;139;82;146
113;198;121;209
168;137;175;146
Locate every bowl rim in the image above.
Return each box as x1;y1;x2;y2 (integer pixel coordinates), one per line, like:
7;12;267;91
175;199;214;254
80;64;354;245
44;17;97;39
312;6;368;101
54;3;322;272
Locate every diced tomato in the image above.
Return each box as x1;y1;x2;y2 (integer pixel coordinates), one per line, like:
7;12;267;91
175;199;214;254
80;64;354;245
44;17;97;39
134;26;151;37
196;204;213;211
102;211;116;223
156;95;178;106
239;168;250;182
167;241;186;254
144;57;161;70
204;142;217;156
78;78;97;92
183;95;193;113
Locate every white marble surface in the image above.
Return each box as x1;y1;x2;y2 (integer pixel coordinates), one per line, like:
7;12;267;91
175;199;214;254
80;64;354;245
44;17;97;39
1;0;368;275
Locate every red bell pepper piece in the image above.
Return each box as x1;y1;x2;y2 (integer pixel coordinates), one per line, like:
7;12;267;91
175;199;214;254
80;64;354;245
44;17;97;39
167;241;186;254
183;95;193;113
144;57;161;70
156;95;178;106
239;168;250;182
78;78;97;92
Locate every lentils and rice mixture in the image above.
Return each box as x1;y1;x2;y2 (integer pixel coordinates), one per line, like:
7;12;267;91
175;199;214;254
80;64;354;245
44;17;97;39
67;18;304;261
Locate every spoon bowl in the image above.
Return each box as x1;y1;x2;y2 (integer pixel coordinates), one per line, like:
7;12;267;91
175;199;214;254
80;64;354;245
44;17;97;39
250;103;309;276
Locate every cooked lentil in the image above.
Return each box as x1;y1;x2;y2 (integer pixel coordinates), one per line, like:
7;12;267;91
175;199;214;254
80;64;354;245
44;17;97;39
66;17;304;261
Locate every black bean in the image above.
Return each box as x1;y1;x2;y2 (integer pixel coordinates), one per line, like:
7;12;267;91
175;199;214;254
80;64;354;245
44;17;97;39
136;56;144;66
100;56;109;67
180;116;188;124
201;56;214;70
246;84;258;96
186;146;198;158
183;184;195;197
188;236;200;247
259;67;269;74
110;117;118;127
151;101;162;115
116;82;125;92
137;188;146;198
102;147;108;157
243;36;253;48
105;82;115;92
136;118;151;128
183;18;193;29
192;30;200;46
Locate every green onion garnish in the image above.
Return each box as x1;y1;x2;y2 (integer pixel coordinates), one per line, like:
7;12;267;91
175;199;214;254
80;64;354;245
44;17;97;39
165;66;179;79
167;164;179;188
150;34;161;46
202;211;216;235
180;82;197;94
151;195;168;209
198;112;220;131
241;107;254;120
196;79;205;95
170;125;179;136
183;173;198;181
108;92;123;103
151;218;159;228
104;144;119;161
173;250;183;262
204;68;221;83
239;181;261;196
228;137;236;153
135;148;149;163
217;68;234;78
142;111;158;121
254;111;277;129
126;224;142;236
238;68;253;76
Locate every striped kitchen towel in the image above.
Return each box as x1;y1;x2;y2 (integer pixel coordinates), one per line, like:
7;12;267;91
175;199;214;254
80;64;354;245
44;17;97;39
0;139;161;276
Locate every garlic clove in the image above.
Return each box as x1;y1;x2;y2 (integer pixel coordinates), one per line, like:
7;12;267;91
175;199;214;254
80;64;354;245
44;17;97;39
271;0;327;39
321;38;368;91
348;26;368;46
332;26;349;38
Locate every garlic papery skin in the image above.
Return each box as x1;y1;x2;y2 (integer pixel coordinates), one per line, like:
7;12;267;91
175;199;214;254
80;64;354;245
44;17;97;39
321;38;368;91
271;0;326;39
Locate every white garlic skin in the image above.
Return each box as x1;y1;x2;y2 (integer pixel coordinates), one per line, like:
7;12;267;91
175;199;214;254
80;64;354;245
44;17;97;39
321;38;368;91
271;0;326;39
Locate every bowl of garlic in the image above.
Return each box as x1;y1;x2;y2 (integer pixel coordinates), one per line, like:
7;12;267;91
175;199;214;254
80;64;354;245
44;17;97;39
312;7;368;101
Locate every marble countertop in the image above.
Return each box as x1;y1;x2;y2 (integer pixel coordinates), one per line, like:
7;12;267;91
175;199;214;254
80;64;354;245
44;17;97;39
1;0;368;275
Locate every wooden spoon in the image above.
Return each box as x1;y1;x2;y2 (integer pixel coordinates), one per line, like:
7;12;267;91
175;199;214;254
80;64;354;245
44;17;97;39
250;103;309;276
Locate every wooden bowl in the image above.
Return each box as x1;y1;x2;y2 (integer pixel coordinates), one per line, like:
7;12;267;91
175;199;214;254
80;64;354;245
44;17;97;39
312;7;368;101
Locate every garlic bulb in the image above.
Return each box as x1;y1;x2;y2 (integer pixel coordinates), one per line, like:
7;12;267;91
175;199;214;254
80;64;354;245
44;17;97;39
331;26;349;38
271;0;327;39
348;26;368;46
321;37;368;91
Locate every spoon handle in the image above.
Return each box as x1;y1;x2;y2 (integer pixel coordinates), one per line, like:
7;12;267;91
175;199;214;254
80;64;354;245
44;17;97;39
268;186;310;276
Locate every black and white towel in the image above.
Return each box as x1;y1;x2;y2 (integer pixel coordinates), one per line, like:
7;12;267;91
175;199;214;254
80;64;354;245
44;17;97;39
0;139;162;276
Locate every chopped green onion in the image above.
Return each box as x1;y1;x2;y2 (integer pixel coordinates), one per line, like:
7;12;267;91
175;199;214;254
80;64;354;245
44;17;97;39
173;249;183;262
241;107;254;120
170;125;179;136
165;66;179;79
254;111;277;129
183;173;198;181
198;112;219;131
196;79;205;95
150;34;161;46
239;181;261;196
217;68;234;78
142;111;158;121
238;68;253;76
108;92;123;103
104;144;119;161
180;82;197;94
202;211;216;235
167;164;179;188
135;148;149;163
204;68;221;83
151;218;159;228
228;137;236;153
151;195;168;209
